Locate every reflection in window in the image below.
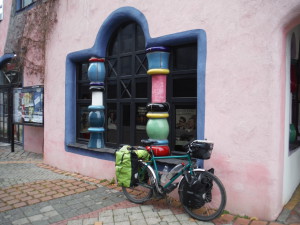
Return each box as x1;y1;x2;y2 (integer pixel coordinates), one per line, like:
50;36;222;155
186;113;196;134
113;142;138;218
76;63;91;141
135;104;148;145
22;0;33;8
78;106;90;140
106;103;117;144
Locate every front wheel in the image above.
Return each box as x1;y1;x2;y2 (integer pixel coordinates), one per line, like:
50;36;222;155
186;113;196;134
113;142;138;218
122;163;154;204
178;169;226;221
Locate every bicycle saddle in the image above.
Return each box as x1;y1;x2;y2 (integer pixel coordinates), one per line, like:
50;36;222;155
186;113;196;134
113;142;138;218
141;139;158;146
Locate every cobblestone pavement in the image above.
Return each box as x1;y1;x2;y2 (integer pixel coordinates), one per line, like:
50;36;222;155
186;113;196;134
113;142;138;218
0;144;299;225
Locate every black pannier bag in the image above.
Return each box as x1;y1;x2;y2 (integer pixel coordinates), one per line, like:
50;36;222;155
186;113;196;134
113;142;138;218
182;169;214;209
189;140;213;159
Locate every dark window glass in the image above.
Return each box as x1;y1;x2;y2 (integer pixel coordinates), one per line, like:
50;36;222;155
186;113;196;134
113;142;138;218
78;63;89;80
136;78;148;98
173;75;197;97
120;24;134;53
120;56;132;75
173;45;197;70
78;106;90;140
122;104;131;143
106;103;117;144
108;36;119;56
78;84;90;100
135;103;148;145
136;25;145;51
107;80;117;99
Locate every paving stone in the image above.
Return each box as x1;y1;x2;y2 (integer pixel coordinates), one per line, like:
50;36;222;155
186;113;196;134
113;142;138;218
40;205;54;213
82;217;98;225
159;222;169;225
114;214;129;222
145;216;162;224
129;212;144;221
11;217;30;225
167;222;182;225
143;210;159;218
67;219;83;225
175;213;191;221
98;215;113;223
31;220;49;225
47;214;64;223
130;220;148;225
43;210;59;217
126;206;142;213
161;214;179;222
141;205;154;212
113;208;127;216
28;214;44;222
99;209;113;217
114;222;130;225
158;209;173;216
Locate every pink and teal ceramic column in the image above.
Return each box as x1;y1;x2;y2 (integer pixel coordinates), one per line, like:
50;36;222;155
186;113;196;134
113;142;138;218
87;58;105;148
146;47;170;152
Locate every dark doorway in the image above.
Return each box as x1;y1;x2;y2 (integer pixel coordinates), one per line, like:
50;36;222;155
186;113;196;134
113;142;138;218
0;60;22;144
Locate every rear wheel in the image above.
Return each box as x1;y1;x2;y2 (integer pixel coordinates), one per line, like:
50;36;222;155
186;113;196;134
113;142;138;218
122;163;154;203
179;170;226;221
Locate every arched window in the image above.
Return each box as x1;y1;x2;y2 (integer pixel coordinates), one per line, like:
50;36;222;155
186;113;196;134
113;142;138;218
105;22;150;147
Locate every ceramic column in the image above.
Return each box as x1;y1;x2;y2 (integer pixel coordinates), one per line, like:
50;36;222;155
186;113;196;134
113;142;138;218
146;47;170;153
87;58;105;148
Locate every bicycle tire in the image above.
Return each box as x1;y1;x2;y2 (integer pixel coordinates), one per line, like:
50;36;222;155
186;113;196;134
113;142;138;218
122;163;154;204
178;170;226;221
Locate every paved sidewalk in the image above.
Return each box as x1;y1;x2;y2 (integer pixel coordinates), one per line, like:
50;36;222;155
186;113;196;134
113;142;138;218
0;144;299;225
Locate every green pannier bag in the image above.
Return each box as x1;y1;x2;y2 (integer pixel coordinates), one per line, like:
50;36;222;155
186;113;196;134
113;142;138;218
115;145;150;187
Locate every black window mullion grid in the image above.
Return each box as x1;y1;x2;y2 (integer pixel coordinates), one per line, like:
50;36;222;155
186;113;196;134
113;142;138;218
104;22;149;148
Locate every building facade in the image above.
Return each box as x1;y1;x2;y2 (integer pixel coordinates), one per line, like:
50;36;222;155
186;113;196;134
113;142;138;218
1;0;300;220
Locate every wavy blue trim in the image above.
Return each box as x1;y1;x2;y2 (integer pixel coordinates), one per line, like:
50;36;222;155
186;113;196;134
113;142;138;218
0;53;15;68
65;7;206;162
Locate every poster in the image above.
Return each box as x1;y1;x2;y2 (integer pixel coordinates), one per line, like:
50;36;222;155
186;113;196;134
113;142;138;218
13;86;44;126
175;108;196;145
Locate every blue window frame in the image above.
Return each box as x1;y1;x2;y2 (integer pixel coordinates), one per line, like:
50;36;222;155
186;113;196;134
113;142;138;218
65;7;207;161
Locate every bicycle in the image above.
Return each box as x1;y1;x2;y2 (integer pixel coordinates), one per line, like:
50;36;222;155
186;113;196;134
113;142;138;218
121;139;227;221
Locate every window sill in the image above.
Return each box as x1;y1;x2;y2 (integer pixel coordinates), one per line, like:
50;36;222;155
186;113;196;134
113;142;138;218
67;143;191;166
67;143;116;155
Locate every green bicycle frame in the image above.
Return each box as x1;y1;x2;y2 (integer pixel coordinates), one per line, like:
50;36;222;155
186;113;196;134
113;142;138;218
146;154;195;189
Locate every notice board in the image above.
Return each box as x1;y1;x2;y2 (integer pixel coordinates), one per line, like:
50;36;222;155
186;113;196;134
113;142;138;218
13;86;44;126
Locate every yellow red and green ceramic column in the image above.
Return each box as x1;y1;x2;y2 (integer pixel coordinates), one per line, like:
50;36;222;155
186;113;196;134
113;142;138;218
146;47;170;156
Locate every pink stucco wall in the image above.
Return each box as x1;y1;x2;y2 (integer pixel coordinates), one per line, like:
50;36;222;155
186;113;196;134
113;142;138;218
42;0;300;220
0;0;12;55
